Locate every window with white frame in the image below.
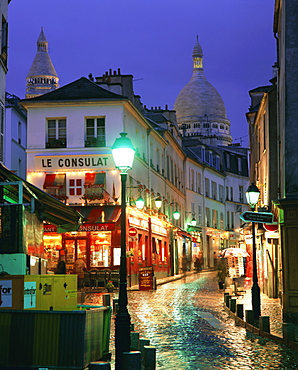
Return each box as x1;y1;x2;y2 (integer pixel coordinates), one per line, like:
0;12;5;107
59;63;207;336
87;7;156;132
85;117;105;147
231;212;235;228
238;157;242;173
206;207;211;227
46;118;66;147
219;185;224;202
205;178;210;197
239;185;244;203
190;169;194;190
198;205;202;225
220;212;224;229
197;172;201;193
211;181;217;200
227;211;230;229
69;179;83;196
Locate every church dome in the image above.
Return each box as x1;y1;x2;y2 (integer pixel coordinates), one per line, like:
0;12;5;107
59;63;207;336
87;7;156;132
174;38;232;146
174;39;226;120
26;28;59;99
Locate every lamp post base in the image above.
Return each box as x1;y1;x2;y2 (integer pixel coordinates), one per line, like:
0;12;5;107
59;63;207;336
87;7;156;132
252;282;261;320
115;310;131;370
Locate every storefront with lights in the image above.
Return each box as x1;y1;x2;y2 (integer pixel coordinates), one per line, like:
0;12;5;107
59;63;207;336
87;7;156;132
43;205;122;273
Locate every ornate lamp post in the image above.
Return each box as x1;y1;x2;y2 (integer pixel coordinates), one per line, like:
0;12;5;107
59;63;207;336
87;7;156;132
112;132;135;369
245;183;261;320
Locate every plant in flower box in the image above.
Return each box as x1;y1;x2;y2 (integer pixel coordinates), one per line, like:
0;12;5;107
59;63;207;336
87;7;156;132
106;281;114;292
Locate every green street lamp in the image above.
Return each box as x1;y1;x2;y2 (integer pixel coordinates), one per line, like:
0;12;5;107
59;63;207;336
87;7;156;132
112;132;135;370
173;209;180;220
191;217;197;226
245;183;261;321
136;196;145;210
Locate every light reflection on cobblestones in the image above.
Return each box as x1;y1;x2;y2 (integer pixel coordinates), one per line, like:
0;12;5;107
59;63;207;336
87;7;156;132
86;272;298;369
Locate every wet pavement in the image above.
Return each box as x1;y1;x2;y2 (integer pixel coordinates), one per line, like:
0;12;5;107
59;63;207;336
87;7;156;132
85;271;298;369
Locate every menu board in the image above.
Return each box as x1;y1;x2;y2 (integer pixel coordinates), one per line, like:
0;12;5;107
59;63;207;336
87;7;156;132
139;266;154;291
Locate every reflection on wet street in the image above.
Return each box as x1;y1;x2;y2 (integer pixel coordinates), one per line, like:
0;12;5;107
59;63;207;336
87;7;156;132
89;271;298;369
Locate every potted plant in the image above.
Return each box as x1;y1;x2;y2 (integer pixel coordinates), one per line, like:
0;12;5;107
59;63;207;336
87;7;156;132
106;281;114;293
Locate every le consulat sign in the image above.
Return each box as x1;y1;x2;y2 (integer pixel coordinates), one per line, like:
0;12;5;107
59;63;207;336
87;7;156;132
35;154;112;171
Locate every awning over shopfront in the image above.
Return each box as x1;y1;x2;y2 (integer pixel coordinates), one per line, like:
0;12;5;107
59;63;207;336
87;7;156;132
0;164;82;231
72;205;121;223
84;172;105;188
43;173;66;189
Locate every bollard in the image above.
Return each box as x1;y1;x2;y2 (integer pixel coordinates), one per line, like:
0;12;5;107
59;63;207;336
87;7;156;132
102;294;110;307
113;299;119;314
130;331;140;351
225;294;231;307
245;310;254;325
229;298;236;313
123;351;141;370
153;276;157;290
89;362;111;369
236;303;244;319
144;345;156;370
283;323;296;342
259;316;270;333
140;338;150;363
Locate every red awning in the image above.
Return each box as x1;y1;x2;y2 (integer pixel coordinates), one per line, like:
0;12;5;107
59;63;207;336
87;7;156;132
72;205;121;224
84;172;105;188
43;174;66;189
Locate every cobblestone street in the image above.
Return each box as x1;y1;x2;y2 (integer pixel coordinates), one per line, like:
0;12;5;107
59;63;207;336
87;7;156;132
87;271;298;369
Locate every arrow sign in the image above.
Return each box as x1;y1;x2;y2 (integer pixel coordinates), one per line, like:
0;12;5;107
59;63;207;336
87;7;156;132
240;211;274;224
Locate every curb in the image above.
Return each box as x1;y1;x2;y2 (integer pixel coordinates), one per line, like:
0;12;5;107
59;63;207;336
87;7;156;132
224;305;298;350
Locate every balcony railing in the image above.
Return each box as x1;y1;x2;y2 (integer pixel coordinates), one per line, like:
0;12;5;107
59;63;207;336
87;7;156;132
46;139;66;148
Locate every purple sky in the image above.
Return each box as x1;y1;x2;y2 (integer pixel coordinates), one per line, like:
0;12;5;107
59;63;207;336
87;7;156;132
6;0;276;147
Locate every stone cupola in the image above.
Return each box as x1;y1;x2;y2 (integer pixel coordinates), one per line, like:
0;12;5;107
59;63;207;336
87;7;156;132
26;28;59;99
174;37;232;146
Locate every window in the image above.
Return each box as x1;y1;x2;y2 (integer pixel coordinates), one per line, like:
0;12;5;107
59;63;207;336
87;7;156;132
84;172;107;201
198;205;202;225
1;17;8;68
43;174;66;200
226;186;229;201
231;212;235;228
238;157;242;173
212;209;218;228
226;153;230;169
219;185;224;202
69;179;83;196
239;185;244;203
46;118;66;148
0;103;4;162
18;121;22;145
197;173;201;193
205;178;210;197
220;212;224;229
230;187;233;201
85;117;106;147
211;181;217;200
206;207;211;227
189;169;194;190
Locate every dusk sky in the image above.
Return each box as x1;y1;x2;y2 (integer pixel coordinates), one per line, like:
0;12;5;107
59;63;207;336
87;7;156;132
6;0;276;147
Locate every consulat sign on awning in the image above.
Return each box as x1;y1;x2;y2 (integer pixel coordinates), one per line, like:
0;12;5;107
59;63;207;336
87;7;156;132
35;154;113;171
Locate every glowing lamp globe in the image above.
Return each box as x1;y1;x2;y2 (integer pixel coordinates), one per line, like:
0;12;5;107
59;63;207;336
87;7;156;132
112;132;135;173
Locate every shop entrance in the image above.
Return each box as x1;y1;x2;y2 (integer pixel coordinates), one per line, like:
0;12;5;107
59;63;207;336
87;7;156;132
64;238;88;273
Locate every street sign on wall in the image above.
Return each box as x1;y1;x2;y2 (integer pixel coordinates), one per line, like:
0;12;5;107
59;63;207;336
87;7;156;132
240;211;274;224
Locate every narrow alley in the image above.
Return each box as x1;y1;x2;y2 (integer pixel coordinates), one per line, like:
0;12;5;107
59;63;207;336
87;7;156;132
86;271;298;369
